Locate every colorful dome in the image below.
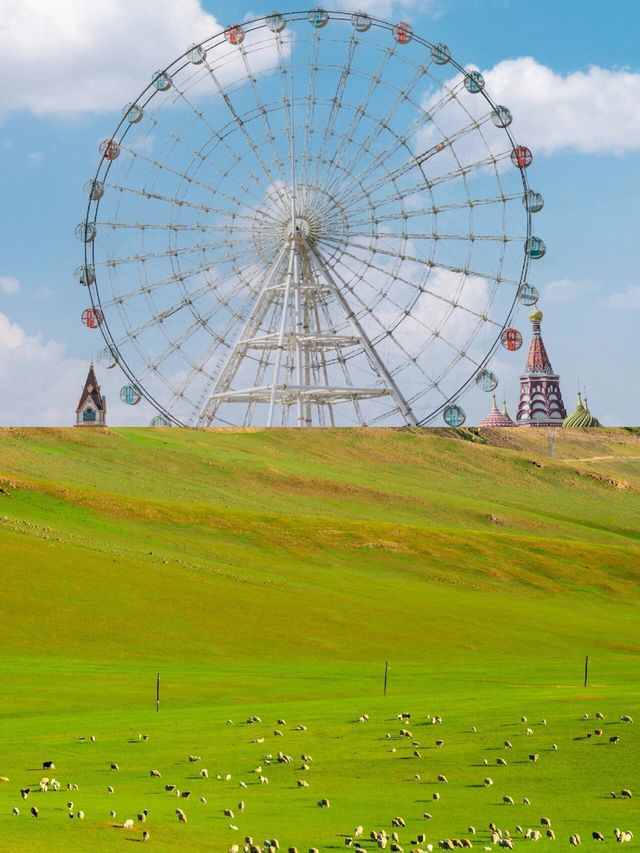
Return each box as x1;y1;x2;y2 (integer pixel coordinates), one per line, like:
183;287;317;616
563;393;602;428
478;396;517;428
529;307;543;322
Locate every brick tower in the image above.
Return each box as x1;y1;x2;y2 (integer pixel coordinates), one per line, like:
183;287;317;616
516;308;566;427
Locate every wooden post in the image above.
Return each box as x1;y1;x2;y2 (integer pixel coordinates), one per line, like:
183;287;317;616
156;673;160;712
383;661;389;697
584;656;589;687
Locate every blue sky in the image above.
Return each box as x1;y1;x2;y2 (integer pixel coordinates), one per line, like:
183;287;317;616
0;0;638;426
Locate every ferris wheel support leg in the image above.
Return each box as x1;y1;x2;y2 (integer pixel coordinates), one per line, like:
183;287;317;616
267;240;297;428
196;242;289;426
307;243;419;427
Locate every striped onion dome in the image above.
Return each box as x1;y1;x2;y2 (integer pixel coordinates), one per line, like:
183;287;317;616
478;395;517;427
563;393;602;428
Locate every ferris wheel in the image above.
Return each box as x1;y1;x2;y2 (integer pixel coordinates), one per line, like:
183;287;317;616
77;9;544;428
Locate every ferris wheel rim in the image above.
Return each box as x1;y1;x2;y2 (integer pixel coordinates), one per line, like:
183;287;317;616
81;8;537;428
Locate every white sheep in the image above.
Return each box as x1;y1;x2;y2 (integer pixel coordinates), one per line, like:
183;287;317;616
123;819;134;829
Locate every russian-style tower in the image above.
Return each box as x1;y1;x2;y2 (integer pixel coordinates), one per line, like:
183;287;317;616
75;363;107;427
516;308;566;427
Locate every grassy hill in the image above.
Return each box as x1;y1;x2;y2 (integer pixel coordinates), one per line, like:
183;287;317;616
0;426;639;850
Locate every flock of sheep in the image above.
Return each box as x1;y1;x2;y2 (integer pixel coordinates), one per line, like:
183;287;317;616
2;709;635;850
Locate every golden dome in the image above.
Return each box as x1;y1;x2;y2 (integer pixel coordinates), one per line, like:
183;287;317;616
529;307;543;322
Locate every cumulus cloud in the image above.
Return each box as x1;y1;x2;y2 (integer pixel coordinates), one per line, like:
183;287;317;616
601;285;640;310
543;278;591;304
0;313;155;426
0;0;222;115
483;57;640;156
0;276;20;295
328;0;428;17
0;313;85;425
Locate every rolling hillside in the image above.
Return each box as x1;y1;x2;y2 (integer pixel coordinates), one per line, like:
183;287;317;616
1;426;638;676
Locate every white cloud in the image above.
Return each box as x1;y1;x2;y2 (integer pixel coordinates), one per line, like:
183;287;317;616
0;276;20;295
483;58;640;156
0;0;222;115
543;278;591;304
28;150;43;165
0;313;157;426
601;285;640;310
0;313;85;425
327;0;426;16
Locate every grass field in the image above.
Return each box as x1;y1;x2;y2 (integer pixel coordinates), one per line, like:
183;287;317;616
0;426;638;851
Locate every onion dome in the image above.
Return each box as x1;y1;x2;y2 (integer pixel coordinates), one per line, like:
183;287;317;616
478;395;517;428
529;307;543;322
563;393;602;428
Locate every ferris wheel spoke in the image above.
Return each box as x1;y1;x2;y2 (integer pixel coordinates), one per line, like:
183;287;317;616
158;71;292;219
199;56;293;218
307;34;360;192
347;192;518;227
322;236;510;319
298;31;321;195
120;141;283;225
105;181;267;227
319;51;433;200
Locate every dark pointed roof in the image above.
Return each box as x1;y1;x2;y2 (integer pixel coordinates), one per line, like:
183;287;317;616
523;309;554;375
76;363;105;413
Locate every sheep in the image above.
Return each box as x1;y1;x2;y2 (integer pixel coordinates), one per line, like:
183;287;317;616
12;807;19;816
317;798;330;808
439;841;455;850
528;754;539;763
297;780;309;788
301;754;313;762
620;715;633;723
521;716;527;723
188;755;201;762
107;785;114;793
239;781;247;789
437;774;448;783
620;789;632;798
594;729;603;737
610;736;621;743
224;808;235;818
20;788;30;800
433;792;440;800
497;758;508;766
552;744;558;750
436;739;445;747
274;730;284;737
143;831;150;842
595;712;604;720
150;769;161;778
258;776;269;785
200;796;206;804
498;839;513;849
294;724;307;731
504;740;513;749
503;795;515;805
138;811;147;822
110;763;119;771
424;813;433;820
523;798;531;805
123;818;135;829
176;809;187;823
526;728;534;736
77;811;85;820
42;761;55;770
569;835;581;846
180;791;192;798
468;827;476;835
110;810;116;818
547;831;555;840
592;833;605;841
165;784;176;792
540;819;551;827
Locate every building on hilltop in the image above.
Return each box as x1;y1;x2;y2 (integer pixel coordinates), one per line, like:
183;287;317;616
478;395;517;428
563;392;602;428
516;307;566;427
75;363;107;427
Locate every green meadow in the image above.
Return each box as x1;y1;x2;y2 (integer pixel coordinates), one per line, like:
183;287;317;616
0;426;638;851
